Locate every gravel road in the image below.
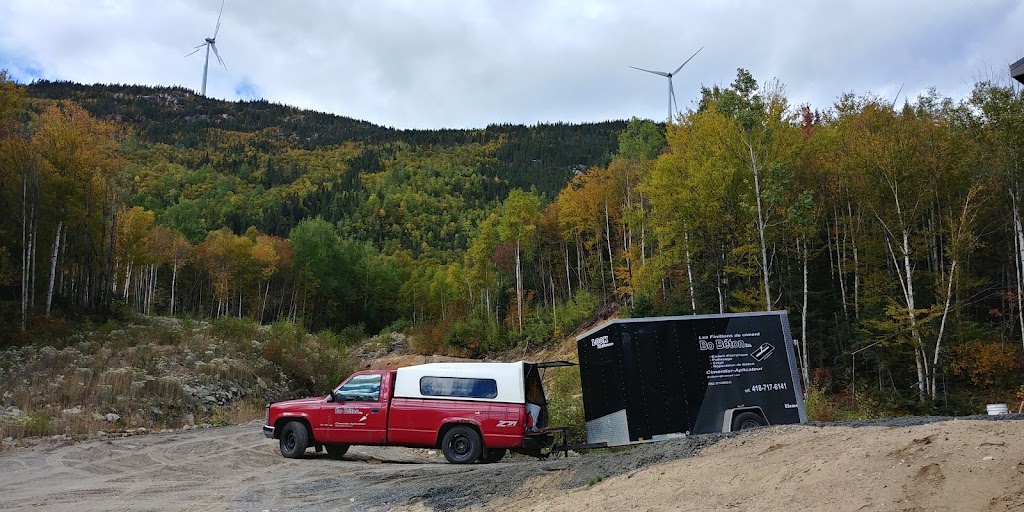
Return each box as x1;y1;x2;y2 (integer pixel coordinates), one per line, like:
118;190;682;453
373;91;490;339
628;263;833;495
1;415;1021;511
0;419;724;512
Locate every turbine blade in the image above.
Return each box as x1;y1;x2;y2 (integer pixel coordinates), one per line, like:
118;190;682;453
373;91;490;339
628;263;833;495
671;46;704;75
211;43;227;70
213;0;225;38
185;44;205;57
671;80;679;117
892;83;904;109
629;66;669;77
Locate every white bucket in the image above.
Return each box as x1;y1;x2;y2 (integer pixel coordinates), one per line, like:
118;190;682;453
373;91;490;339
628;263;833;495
986;403;1009;416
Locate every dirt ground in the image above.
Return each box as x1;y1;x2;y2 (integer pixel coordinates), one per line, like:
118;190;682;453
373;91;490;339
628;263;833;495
1;417;1023;511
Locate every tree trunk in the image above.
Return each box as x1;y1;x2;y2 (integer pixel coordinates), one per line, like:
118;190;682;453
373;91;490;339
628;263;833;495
848;202;860;320
564;244;572;299
801;237;810;394
46;221;63;318
515;241;523;332
891;228;928;402
149;264;157;316
575;236;584;290
58;228;67;296
834;209;848;319
684;229;697;313
717;246;726;314
20;165;28;331
550;273;557;327
746;140;772;310
102;204;117;312
1014;196;1024;348
930;260;956;400
28;182;38;310
124;261;132;300
604;199;616;297
170;262;179;316
260;279;270;323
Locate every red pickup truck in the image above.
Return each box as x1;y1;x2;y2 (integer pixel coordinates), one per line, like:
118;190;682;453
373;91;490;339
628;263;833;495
263;361;569;463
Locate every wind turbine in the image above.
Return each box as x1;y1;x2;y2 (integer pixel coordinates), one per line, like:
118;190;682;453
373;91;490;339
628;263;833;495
186;0;227;96
630;47;703;124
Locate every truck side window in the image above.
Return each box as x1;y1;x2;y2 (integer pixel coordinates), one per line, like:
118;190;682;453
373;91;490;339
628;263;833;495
337;374;382;402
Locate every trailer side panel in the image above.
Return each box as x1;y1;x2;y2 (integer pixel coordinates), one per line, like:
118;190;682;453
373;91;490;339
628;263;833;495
577;311;806;445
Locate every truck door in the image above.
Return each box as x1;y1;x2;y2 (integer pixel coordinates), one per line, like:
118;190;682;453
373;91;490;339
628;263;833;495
322;373;387;445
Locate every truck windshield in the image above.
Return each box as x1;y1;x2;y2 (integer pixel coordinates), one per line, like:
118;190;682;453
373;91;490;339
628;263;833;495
336;374;381;402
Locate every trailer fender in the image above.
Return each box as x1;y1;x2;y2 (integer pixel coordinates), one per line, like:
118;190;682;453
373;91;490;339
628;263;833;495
722;407;769;432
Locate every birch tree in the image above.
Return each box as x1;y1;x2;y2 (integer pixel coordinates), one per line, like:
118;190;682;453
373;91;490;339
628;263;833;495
497;189;541;332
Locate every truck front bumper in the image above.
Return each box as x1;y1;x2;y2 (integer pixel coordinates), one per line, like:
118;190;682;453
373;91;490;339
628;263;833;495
262;425;275;438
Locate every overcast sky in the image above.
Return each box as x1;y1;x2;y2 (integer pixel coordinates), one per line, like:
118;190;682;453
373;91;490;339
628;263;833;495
1;1;1022;129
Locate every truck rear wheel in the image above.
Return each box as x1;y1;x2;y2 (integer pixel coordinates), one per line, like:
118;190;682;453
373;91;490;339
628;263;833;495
279;421;309;458
442;425;482;464
325;443;349;459
732;412;767;431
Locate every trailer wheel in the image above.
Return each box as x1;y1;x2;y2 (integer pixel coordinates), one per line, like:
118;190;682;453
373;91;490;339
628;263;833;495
279;421;309;458
732;412;767;431
442;425;482;464
325;443;349;459
480;448;507;463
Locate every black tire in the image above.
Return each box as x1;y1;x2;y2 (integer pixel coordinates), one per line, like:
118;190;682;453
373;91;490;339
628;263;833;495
279;421;309;458
480;448;507;464
325;443;349;459
731;411;768;431
441;425;482;464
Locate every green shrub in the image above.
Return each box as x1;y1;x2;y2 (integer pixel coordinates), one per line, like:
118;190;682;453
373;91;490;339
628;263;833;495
210;317;260;343
23;412;51;437
445;318;490;355
546;365;586;444
409;323;450;355
381;318;410;335
336;323;366;346
555;290;599;337
624;294;654;318
269;320;306;345
804;386;838;422
265;325;353;396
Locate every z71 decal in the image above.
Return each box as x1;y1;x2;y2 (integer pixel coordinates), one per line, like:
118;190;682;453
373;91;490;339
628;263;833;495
496;420;518;427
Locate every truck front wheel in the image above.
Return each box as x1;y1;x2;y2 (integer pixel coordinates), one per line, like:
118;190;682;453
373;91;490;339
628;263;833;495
279;421;310;458
731;412;767;431
442;425;482;464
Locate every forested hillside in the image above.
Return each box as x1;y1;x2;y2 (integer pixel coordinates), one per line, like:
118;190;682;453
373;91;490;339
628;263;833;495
2;69;1024;418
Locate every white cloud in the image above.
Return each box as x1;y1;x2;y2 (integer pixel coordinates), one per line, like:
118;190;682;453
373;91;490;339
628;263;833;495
1;0;1022;128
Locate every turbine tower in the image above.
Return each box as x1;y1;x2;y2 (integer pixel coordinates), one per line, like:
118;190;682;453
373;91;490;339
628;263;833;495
630;47;703;124
186;0;227;96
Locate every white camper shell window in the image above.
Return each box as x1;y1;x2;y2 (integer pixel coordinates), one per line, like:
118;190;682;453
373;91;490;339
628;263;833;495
419;376;498;399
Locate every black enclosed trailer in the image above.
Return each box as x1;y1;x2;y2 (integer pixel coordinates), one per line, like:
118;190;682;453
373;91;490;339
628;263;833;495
576;311;806;446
